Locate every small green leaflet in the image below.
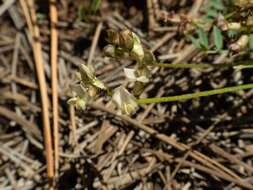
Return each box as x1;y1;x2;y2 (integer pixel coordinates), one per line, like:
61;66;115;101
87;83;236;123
91;0;101;13
212;26;223;51
206;9;219;18
189;36;201;49
209;0;224;11
197;28;209;49
249;34;253;51
227;30;239;38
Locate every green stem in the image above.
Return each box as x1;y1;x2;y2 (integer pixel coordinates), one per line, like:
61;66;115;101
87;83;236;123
154;63;227;69
137;83;253;104
153;61;253;69
234;65;253;70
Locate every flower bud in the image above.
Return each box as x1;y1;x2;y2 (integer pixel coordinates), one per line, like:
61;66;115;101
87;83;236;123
119;29;134;50
234;0;253;8
106;29;120;45
247;16;253;26
73;97;87;110
104;44;116;57
143;48;156;65
104;44;129;59
217;14;228;31
133;82;146;96
130;36;144;62
227;22;241;30
136;65;150;81
230;35;249;51
68;84;89;110
79;64;107;90
79;64;95;83
87;85;98;97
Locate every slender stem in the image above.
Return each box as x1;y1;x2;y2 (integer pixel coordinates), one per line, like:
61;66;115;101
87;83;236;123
154;63;226;69
153;60;253;69
234;65;253;70
137;83;253;104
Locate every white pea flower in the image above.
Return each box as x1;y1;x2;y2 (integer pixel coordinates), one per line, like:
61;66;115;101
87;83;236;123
79;64;107;90
124;68;149;83
112;86;138;115
68;84;89;110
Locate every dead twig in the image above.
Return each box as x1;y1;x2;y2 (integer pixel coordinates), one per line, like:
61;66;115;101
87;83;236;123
87;22;103;66
49;0;59;178
0;106;41;139
90;102;253;189
19;0;54;188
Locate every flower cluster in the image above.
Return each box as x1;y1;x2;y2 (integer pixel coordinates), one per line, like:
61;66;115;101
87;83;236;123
216;7;252;52
68;64;107;110
68;29;155;115
104;29;155;83
234;0;253;8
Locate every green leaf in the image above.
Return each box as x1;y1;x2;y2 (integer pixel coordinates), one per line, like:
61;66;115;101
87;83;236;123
249;34;253;51
77;6;85;21
189;36;201;49
212;26;223;51
206;9;219;18
209;0;224;10
197;28;209;49
91;0;101;13
227;30;239;38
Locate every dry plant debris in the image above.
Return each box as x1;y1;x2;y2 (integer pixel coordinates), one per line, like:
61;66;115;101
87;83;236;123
0;0;253;190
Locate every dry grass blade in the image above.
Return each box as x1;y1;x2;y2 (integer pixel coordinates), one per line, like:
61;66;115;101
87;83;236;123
19;0;54;188
0;0;15;16
87;22;103;66
91;103;253;189
49;0;59;178
169;116;225;181
1;1;253;189
69;104;77;145
0;106;41;139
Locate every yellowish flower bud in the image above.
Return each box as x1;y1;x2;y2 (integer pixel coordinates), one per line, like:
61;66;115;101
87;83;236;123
104;44;116;57
247;16;253;26
230;35;249;51
235;0;253;8
119;29;134;50
79;64;107;90
227;22;241;30
104;44;129;59
68;84;89;110
69;96;87;110
87;85;98;97
217;14;228;31
132;82;146;96
130;34;144;62
106;29;120;45
79;64;95;83
143;48;156;65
